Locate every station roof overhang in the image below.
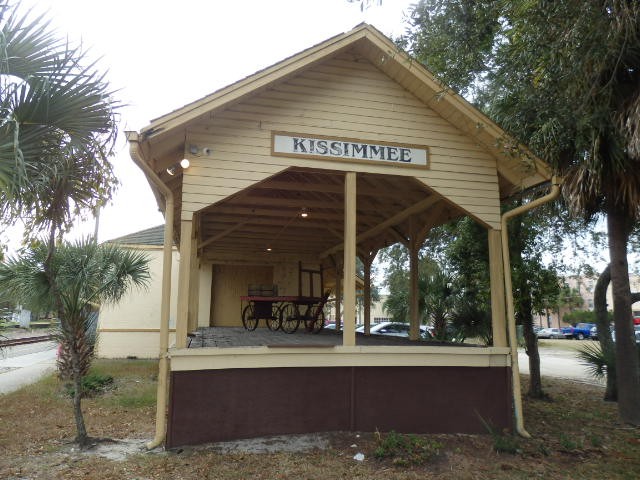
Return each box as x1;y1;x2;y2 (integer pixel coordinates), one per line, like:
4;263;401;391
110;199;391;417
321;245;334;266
128;23;552;259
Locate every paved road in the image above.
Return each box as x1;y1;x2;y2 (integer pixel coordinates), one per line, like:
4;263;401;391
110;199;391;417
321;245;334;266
0;342;57;394
518;344;603;386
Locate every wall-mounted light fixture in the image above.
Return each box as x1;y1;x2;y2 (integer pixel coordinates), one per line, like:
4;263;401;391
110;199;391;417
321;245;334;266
166;158;191;176
300;207;309;218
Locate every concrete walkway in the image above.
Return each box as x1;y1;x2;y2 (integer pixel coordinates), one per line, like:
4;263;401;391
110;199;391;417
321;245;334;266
0;344;57;394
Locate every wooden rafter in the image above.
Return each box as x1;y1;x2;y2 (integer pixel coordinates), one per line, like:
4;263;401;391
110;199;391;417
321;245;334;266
321;195;441;257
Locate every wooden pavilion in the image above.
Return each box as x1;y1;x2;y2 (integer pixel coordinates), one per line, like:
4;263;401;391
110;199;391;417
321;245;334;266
127;24;554;448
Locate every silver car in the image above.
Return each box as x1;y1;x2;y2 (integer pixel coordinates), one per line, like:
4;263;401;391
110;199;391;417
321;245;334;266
536;328;563;339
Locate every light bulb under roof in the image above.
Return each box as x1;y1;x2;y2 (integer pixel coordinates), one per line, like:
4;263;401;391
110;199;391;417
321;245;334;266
300;207;309;218
180;158;190;169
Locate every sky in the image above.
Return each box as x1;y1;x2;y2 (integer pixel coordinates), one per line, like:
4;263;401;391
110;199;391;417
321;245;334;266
2;0;416;249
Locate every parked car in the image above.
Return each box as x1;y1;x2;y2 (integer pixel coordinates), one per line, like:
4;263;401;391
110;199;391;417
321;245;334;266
355;321;430;338
536;328;563;339
561;322;596;340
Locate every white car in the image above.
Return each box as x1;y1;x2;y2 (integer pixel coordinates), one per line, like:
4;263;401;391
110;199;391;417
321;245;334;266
536;328;563;339
356;321;431;338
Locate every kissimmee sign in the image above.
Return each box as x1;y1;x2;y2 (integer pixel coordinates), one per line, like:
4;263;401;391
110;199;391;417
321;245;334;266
272;132;428;168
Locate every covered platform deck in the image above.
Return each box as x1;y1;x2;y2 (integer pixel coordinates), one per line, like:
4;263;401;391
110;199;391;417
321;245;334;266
186;326;481;348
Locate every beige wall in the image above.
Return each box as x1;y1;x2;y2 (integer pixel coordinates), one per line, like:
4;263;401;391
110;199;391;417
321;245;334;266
96;246;180;358
181;49;501;230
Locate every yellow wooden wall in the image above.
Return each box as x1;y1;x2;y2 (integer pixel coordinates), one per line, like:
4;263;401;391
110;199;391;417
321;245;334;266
211;264;273;327
209;262;325;326
181;48;501;228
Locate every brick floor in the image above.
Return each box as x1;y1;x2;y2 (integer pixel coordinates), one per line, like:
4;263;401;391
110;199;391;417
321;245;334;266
187;326;474;348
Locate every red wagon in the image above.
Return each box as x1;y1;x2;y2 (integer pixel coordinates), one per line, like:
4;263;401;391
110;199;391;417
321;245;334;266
240;263;330;334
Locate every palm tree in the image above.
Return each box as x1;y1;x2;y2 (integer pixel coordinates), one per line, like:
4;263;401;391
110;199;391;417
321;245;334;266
0;239;150;446
0;1;117;228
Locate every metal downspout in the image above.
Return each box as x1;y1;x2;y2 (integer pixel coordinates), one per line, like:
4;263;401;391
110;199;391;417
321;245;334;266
501;176;560;438
125;131;174;450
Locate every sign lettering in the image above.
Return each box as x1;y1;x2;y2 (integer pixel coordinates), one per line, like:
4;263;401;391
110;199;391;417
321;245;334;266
273;133;428;167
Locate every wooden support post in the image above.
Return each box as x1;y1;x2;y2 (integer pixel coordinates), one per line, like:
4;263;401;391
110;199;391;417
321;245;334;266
409;239;420;340
362;250;377;335
335;263;342;331
488;229;508;347
175;217;193;348
343;172;357;347
188;231;199;333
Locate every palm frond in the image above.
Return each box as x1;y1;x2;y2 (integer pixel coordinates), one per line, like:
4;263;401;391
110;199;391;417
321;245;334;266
577;342;612;380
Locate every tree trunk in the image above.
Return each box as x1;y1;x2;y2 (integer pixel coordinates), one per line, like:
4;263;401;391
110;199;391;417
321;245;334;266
520;291;546;398
607;208;640;425
510;215;545;398
594;264;616;401
72;348;89;446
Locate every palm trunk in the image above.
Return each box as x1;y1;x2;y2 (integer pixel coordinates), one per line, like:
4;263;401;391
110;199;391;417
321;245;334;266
72;348;89;446
43;222;92;444
594;264;616;401
607;208;640;425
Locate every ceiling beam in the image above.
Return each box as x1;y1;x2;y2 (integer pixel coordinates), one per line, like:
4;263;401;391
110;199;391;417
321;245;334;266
321;195;441;258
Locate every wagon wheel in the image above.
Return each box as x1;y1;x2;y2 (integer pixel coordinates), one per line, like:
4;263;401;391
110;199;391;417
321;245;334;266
242;304;258;331
305;309;325;334
280;303;300;334
266;304;282;331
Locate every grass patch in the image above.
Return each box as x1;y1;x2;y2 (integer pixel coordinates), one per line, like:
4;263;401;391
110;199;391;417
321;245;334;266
373;430;443;466
537;338;596;352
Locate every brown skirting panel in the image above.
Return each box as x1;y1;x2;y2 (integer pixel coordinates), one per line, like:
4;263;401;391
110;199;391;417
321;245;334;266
166;366;512;448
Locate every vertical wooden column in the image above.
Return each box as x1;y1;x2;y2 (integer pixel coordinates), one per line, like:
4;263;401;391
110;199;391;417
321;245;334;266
362;250;377;335
175;216;193;348
342;172;357;347
488;229;508;347
187;232;200;333
335;267;342;331
409;239;420;340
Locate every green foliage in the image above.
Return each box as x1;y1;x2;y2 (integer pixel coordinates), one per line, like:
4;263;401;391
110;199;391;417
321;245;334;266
564;310;612;326
65;373;113;398
559;433;583;452
0;239;151;318
577;342;611;381
0;1;119;233
478;414;521;454
578;341;640;382
373;430;443;466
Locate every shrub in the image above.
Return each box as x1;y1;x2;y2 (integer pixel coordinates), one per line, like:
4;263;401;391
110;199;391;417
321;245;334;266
65;372;114;398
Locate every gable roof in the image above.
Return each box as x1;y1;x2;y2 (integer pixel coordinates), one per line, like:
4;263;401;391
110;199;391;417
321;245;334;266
106;225;166;246
137;23;551;198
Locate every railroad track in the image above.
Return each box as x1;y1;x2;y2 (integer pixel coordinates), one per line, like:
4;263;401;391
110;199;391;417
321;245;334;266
0;335;56;348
